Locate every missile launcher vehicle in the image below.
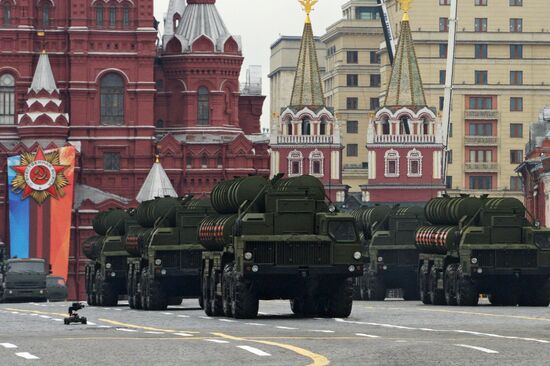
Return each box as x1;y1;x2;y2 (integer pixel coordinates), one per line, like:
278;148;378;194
417;196;550;306
200;175;363;319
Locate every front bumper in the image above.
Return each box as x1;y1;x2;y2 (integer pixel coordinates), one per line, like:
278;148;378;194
241;264;363;278
3;288;47;300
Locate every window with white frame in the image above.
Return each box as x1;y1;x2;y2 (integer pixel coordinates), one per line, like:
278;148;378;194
384;149;399;177
0;74;15;125
407;149;423;177
288;150;303;177
309;150;324;177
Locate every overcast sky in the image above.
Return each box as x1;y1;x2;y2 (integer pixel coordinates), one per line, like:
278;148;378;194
154;0;349;128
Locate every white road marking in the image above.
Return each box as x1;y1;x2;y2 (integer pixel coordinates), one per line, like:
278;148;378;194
309;330;335;333
162;312;174;315
103;308;112;310
245;323;266;326
455;344;499;354
177;315;189;318
199;316;213;320
116;328;138;333
10;312;19;314
0;343;17;349
237;345;271;357
97;325;112;328
113;308;122;311
52;319;62;322
356;333;380;338
218;319;237;323
144;331;164;335
174;333;193;337
276;326;297;330
205;339;230;344
30;314;38;317
87;321;96;326
258;312;269;315
39;315;50;319
15;352;40;360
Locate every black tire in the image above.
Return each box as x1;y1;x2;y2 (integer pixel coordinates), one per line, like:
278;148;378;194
87;293;95;307
81;317;87;325
419;267;431;305
148;280;168;311
232;279;258;319
527;278;550;307
456;266;479;306
367;274;386;301
140;270;149;311
326;279;353;318
490;289;517;306
133;271;143;310
198;294;204;310
99;281;118;307
210;271;223;316
352;277;362;300
64;318;69;325
444;264;458;306
222;265;233;317
429;267;445;305
202;273;213;316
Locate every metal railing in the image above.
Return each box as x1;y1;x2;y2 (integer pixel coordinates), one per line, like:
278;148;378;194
276;135;334;144
371;134;436;144
464;162;499;172
464;110;500;120
464;136;498;146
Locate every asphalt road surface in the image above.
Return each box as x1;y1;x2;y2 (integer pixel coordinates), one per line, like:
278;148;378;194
0;298;549;365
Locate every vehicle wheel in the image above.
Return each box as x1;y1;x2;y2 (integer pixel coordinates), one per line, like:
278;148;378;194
290;297;319;317
527;278;550;307
140;270;149;311
210;271;223;316
232;279;258;319
127;269;135;309
168;297;183;306
87;293;94;307
326;279;353;318
352;277;362;300
456;266;479;306
402;285;420;301
198;294;204;310
81;317;87;325
222;265;233;317
419;267;431;305
444;264;458;306
148;280;168;311
133;270;143;310
490;288;517;306
429;267;445;305
64;318;70;325
367;274;386;301
202;273;213;316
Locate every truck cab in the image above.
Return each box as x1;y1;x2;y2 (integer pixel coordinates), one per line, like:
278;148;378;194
0;258;48;302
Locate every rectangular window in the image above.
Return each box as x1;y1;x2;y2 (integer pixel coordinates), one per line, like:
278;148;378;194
475;0;488;5
388;160;397;174
509;0;523;5
510;150;523;164
510;176;523;191
312;161;321;175
475;70;488;85
469;176;493;190
291;161;300;175
510;97;523;111
346;121;359;134
346;97;358;110
103;152;121;171
347;144;358;157
510;123;523;138
474;44;488;59
439;96;445;111
468;96;493;110
468;122;494;136
439;17;449;32
439;0;450;4
439;70;446;84
370;74;381;87
370;97;380;110
370;51;380;64
347;74;359;87
469;149;493;162
123;7;130;27
475;18;488;32
447;150;453;164
42;5;49;27
446;176;453;189
109;7;116;27
3;4;11;25
510;71;523;85
449;123;453;137
347;51;358;64
510;44;523;59
96;6;104;27
439;43;448;58
510;18;523;32
0;75;15;125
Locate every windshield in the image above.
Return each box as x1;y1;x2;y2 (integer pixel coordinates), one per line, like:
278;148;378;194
7;261;45;273
328;221;358;242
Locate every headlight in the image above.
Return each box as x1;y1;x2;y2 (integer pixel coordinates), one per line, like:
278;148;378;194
353;251;362;260
471;257;478;265
105;263;112;269
110;272;116;277
39;290;44;294
328;205;336;213
348;265;356;272
244;252;253;260
377;256;383;263
161;269;167;275
154;259;162;266
477;268;483;274
251;265;259;273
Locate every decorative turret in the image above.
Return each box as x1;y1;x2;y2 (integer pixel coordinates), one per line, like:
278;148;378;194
17;50;69;147
136;153;178;203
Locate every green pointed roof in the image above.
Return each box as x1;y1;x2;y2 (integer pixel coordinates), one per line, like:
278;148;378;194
289;21;324;109
384;20;426;108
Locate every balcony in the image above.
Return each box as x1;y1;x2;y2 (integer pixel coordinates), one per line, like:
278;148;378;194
464;110;500;120
464;162;499;172
276;135;334;145
464;136;498;146
370;134;436;144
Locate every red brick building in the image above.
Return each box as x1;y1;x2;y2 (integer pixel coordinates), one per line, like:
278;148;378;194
0;0;268;299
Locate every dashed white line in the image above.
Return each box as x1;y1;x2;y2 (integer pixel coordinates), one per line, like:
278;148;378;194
162;312;174;315
113;308;122;311
199;316;212;320
218;319;237;323
10;312;19;315
177;315;190;318
87;321;96;326
309;330;335;333
275;326;297;330
205;339;230;344
455;344;499;354
356;333;380;338
245;323;266;326
0;343;17;349
116;328;138;333
144;331;164;335
15;352;40;360
39;315;51;319
237;345;271;356
52;319;63;322
174;333;193;337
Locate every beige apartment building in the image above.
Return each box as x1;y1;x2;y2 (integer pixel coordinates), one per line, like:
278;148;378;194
382;0;550;199
321;0;384;192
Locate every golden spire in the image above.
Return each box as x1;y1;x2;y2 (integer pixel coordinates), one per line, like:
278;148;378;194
399;0;413;21
299;0;318;24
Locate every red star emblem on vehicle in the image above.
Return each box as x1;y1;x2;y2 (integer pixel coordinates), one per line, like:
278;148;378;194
11;147;70;204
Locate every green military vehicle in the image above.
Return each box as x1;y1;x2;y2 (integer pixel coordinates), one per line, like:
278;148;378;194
200;175;364;319
353;206;424;301
0;256;48;303
417;196;550;306
125;196;212;311
84;209;132;306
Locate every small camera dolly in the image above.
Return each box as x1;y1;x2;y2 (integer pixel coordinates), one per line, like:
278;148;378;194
64;302;87;325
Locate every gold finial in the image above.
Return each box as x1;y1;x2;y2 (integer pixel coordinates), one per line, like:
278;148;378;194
399;0;413;21
154;144;161;163
155;154;160;163
37;31;46;53
299;0;318;24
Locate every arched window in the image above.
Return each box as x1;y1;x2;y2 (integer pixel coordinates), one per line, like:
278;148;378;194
286;119;292;135
41;2;50;28
320;118;327;135
309;150;324;177
96;5;104;27
197;86;209;125
186;155;193;168
288;150;303;177
381;118;390;135
201;154;208;168
0;74;15;125
100;73;125;125
173;14;181;32
384;149;400;177
399;116;410;135
407;149;423;177
109;7;116;28
3;2;11;26
422;118;430;135
217;155;223;168
122;6;130;28
301;118;311;135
